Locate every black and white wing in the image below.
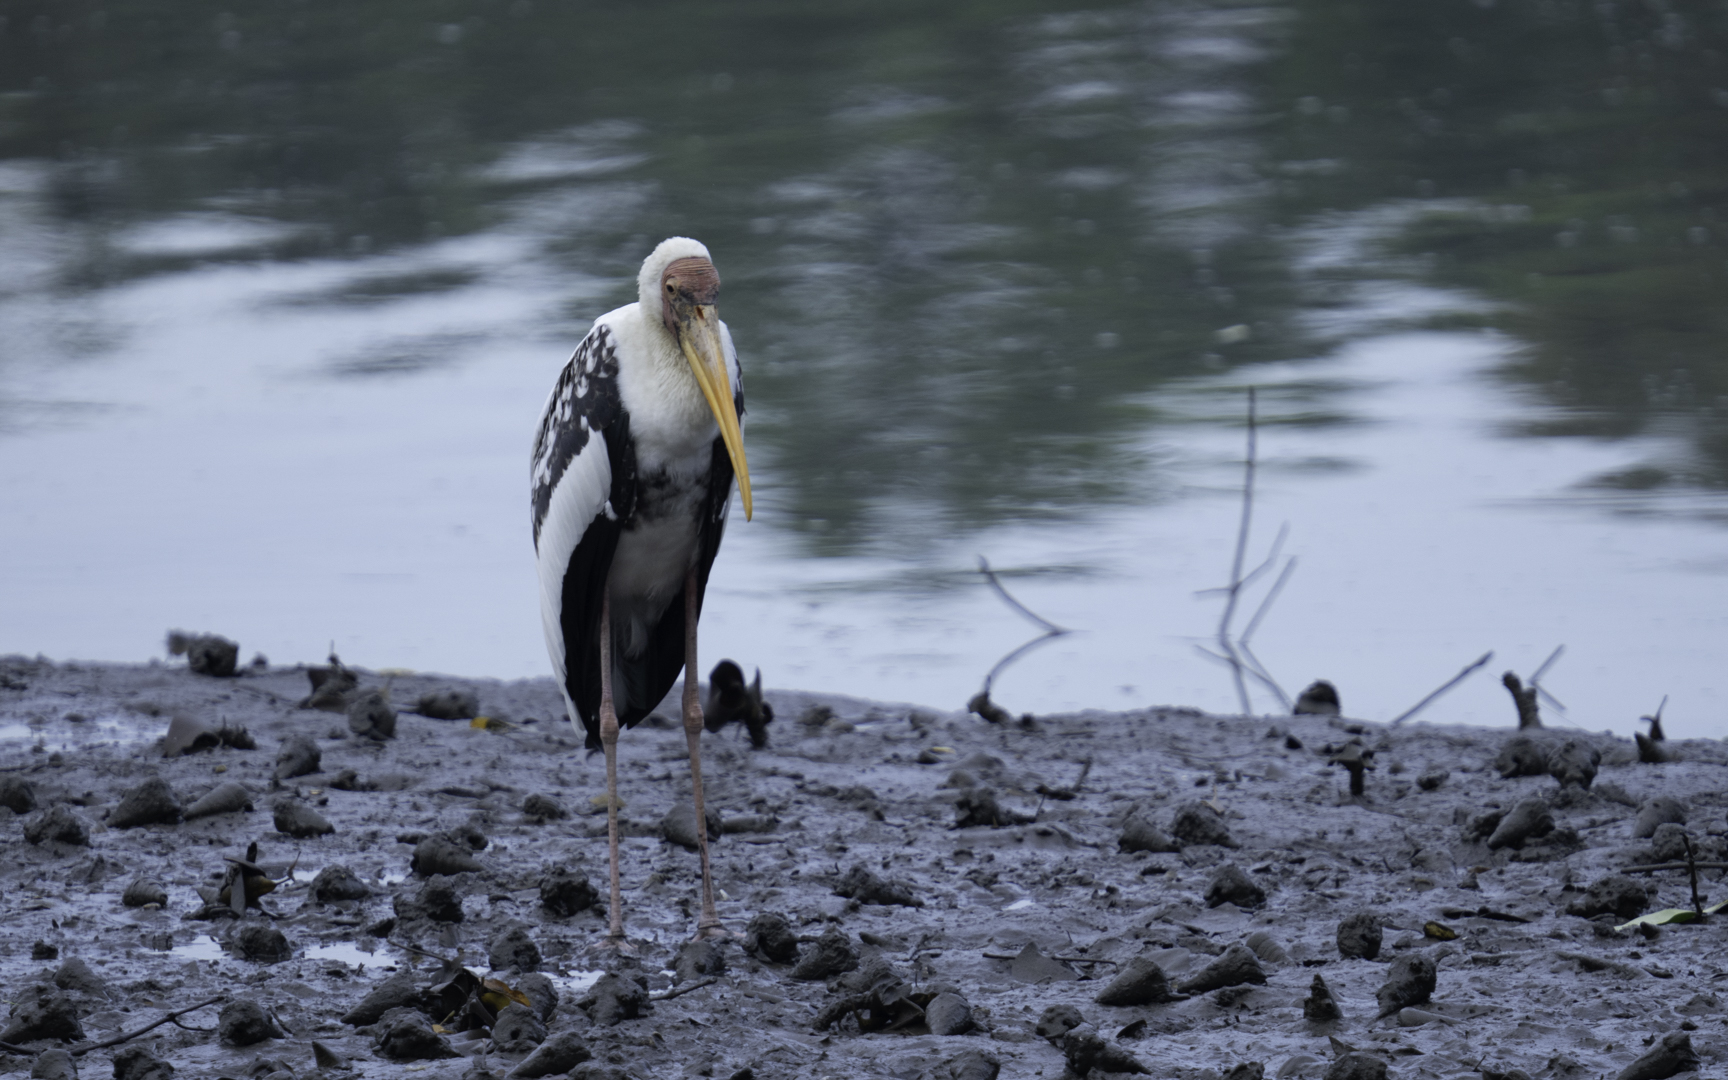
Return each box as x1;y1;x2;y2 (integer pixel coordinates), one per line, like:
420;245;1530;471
531;323;637;749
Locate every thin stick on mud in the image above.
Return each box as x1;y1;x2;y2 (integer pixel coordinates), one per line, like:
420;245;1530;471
971;557;1071;713
650;977;717;1002
1389;651;1494;727
66;996;226;1056
1216;388;1259;714
1530;644;1568;713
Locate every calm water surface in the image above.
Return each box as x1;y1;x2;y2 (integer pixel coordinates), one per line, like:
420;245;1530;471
4;0;1727;735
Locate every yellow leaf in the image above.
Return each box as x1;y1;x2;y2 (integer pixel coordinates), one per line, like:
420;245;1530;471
1423;921;1457;941
481;979;532;1009
1615;907;1701;931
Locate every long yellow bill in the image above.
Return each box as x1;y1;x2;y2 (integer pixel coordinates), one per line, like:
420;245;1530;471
679;306;753;520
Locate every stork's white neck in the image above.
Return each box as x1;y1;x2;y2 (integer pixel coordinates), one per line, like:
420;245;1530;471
601;302;719;471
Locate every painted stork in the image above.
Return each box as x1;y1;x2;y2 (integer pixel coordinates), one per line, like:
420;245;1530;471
530;237;752;943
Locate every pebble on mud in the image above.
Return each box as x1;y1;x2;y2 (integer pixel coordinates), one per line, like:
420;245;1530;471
834;863;922;907
174;632;239;677
507;1030;592;1078
0;775;38;813
661;802;723;851
1616;1030;1700;1080
1176;944;1266;995
1416;768;1449;791
341;969;423;1026
1546;740;1599;788
1205;863;1266;909
374;1007;459;1060
122;878;167;908
490;1003;547;1052
0;987;85;1043
1486;798;1553;850
1094;955;1175;1006
518;973;558;1022
925;990;974;1035
183;781;253;819
1375;952;1437;1017
1632;796;1687;839
488;924;541;972
23;805;90;847
578;971;648;1026
744;912;799;965
791;926;858;981
923;1049;999;1080
1494;735;1549;779
954;787;1031;828
1293;680;1341;715
273;798;334;838
415;688;479;720
411;834;484;876
1650;823;1697;864
674;940;726;983
347;688;397;740
218;999;283;1046
1118;813;1179;854
1323;1054;1389;1080
1336;911;1383;960
1063;1028;1150;1076
1565;875;1650;920
109;776;182;828
1170;801;1237;848
1303;974;1342;1021
396;877;465;923
310;865;371;902
228;923;292;963
523;793;567;822
538;866;598;917
111;1046;174;1080
273;735;321;780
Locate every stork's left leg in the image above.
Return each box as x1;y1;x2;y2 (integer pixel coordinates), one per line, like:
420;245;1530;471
682;570;724;938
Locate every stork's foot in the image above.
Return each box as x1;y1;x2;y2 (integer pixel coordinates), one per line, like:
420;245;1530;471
692;920;736;943
590;933;639;956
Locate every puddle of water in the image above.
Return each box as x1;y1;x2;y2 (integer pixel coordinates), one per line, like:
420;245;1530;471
0;714;151;753
169;936;225;962
1003;899;1038;912
553;971;605;996
306;941;387;966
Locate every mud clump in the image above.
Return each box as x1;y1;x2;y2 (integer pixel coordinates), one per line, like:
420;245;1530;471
834;863;922;907
1302;974;1342;1021
1;986;85;1043
538;866;598;917
122;878;168;908
1205;863;1265;909
374;1007;458;1060
219;999;283;1046
488;924;541;972
23;805;90;846
111;1046;174;1080
310;865;371;902
169;631;240;677
744;912;799;964
1094;955;1175;1006
578;971;647;1026
1546;740;1599;788
183;781;253;819
109;776;182;828
1487;798;1553;850
1035;1004;1085;1042
928;1048;998;1080
1650;823;1699;864
1565;875;1650;920
346;688;397;740
674;940;726;983
508;1030;592;1078
229;923;292;963
342;969;423;1026
1324;1054;1389;1080
490;1003;546;1052
954;787;1030;828
660;803;723;851
1633;797;1687;839
414;688;479;720
411;835;483;876
791;926;858;981
1375;952;1437;1016
273;798;334;837
1494;735;1549;779
1177;944;1265;995
1170;801;1237;848
924;990;974;1035
30;1048;75;1080
395;878;465;923
1118;812;1179;853
1063;1028;1150;1076
274;735;321;780
1416;768;1449;791
1336;912;1383;960
1617;1030;1700;1080
0;775;38;813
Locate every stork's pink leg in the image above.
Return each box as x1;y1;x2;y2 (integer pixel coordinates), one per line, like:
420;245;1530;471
682;571;724;938
598;593;627;945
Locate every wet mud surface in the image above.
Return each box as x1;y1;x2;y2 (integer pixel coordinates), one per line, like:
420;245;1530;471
2;654;1727;1079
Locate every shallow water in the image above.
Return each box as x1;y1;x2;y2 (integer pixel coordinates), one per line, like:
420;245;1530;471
3;0;1727;736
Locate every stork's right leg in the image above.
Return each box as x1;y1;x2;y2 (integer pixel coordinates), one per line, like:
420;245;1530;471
598;594;627;945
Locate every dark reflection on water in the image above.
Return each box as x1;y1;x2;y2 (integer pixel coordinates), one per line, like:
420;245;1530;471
5;0;1727;550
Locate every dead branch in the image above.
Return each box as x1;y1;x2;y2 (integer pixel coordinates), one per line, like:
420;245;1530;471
1502;672;1541;729
650;977;717;1002
69;996;226;1057
971;557;1071;717
1389;651;1493;727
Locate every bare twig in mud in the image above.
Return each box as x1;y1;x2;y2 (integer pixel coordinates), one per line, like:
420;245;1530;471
1529;644;1568;714
1501;672;1541;729
968;557;1071;722
1036;759;1092;801
1636;695;1670;763
650;977;717;1002
1390;651;1493;727
1684;837;1707;918
67;996;226;1056
1200;388;1296;714
1623;861;1728;874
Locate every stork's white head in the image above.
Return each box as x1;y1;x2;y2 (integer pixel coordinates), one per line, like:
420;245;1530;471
634;236;752;520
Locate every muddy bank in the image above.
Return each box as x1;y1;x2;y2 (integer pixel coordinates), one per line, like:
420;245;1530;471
1;653;1725;1079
